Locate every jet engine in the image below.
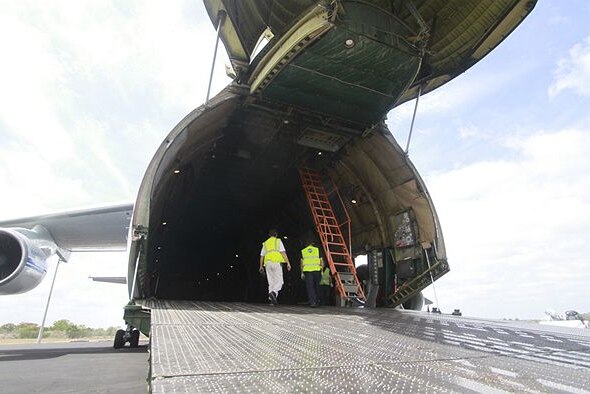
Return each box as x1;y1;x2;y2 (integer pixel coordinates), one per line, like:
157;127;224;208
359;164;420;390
0;228;49;295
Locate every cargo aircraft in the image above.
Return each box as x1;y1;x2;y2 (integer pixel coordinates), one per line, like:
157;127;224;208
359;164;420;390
0;0;538;384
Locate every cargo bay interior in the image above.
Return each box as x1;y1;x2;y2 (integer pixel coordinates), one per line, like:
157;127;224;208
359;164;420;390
139;88;447;306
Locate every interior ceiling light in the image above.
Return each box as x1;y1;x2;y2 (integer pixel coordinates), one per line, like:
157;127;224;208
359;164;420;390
345;39;355;48
173;169;180;174
283;236;288;239
318;151;322;156
162;222;167;225
235;254;239;257
351;199;357;204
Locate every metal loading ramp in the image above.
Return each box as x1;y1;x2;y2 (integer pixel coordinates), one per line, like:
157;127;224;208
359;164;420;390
144;300;590;393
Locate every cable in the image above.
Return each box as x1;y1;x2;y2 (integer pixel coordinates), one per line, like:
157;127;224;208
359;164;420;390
423;244;441;311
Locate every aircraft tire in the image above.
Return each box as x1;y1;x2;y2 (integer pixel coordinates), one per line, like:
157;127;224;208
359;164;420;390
130;329;140;348
113;329;125;349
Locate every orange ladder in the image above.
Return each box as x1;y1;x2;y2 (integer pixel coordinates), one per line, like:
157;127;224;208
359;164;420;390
299;168;365;305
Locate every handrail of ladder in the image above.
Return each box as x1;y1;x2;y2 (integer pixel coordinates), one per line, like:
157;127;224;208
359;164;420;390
327;173;352;262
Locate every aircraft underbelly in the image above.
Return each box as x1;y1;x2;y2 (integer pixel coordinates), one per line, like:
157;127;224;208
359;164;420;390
254;3;421;125
260;31;419;125
145;300;590;392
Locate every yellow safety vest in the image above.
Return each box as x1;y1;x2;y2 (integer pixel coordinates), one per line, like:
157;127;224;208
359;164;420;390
301;246;321;272
320;267;331;285
263;237;285;265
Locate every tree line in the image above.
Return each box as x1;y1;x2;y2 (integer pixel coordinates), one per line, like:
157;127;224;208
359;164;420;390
0;320;120;339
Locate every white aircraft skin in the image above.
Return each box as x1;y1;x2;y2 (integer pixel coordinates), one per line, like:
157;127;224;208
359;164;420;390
542;309;589;329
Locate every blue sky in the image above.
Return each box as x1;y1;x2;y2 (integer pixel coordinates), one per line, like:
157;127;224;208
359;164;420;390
0;1;589;327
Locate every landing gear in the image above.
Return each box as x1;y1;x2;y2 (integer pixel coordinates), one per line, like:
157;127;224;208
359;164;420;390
113;325;141;349
130;329;140;348
113;329;125;349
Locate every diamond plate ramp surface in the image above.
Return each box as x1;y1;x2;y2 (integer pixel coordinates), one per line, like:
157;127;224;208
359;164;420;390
145;301;590;393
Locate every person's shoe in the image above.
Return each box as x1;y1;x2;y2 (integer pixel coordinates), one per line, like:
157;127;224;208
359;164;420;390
269;291;278;305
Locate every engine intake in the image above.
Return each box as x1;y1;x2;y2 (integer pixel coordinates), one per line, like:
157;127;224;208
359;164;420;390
0;229;48;295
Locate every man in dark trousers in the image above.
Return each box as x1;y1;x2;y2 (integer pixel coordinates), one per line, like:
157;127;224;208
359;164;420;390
300;240;323;307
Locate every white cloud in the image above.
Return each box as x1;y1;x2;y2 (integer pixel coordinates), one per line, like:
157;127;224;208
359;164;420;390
424;128;590;319
387;57;532;131
458;124;481;139
0;1;231;216
0;1;231;328
549;34;590;97
0;12;74;159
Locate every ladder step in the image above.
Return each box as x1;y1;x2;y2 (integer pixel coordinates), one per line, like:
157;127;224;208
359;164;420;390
314;208;335;213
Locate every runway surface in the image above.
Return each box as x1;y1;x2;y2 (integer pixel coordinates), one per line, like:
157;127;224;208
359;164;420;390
0;340;149;393
146;301;590;393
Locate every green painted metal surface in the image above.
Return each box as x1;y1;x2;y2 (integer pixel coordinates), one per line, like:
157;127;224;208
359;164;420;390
124;303;151;337
205;0;537;122
260;3;421;125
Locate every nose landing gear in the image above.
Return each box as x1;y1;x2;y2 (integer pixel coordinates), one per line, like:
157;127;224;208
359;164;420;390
113;325;140;349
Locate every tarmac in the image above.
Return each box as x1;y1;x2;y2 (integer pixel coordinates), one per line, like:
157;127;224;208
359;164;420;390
0;340;149;393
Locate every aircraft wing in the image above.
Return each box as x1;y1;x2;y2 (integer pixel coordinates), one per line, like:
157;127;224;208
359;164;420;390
89;276;127;284
0;203;133;251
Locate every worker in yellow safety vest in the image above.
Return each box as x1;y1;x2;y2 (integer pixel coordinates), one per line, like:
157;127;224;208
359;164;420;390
259;229;291;305
319;264;332;306
300;240;323;307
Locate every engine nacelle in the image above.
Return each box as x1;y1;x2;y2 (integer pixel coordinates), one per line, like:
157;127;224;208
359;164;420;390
0;228;48;295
